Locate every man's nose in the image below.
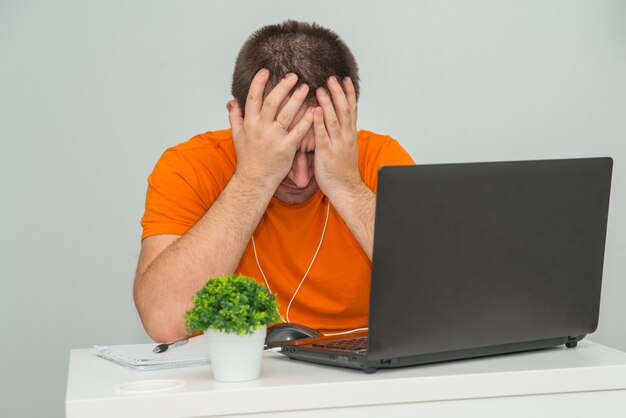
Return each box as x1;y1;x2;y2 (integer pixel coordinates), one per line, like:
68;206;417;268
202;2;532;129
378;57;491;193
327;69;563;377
287;152;312;188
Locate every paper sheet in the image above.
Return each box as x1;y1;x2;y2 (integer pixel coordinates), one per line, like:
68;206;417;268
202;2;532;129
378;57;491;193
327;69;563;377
95;334;210;371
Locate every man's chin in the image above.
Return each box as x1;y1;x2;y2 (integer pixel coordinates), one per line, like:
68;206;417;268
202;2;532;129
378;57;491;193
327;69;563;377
274;184;319;205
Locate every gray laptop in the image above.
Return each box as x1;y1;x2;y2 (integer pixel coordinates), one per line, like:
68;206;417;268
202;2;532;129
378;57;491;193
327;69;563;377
273;157;613;373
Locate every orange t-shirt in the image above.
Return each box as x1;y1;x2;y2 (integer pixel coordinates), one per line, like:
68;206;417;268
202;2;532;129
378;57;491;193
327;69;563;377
141;128;414;333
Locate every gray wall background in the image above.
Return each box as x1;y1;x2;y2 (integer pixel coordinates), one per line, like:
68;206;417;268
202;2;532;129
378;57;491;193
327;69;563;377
1;0;624;417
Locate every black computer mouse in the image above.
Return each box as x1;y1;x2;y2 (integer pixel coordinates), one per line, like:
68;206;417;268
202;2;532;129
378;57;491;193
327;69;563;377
265;322;323;347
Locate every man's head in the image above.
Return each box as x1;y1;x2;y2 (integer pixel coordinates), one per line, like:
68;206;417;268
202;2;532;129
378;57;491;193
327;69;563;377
232;20;359;115
231;21;359;204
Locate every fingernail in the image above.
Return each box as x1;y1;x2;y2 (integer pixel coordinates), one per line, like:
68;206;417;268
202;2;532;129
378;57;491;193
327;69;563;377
286;73;297;81
298;83;309;92
328;76;338;85
344;76;351;84
317;87;327;97
259;68;269;76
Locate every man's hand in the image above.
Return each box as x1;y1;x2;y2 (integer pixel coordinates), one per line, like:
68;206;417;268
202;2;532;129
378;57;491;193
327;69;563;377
227;69;314;192
312;76;361;200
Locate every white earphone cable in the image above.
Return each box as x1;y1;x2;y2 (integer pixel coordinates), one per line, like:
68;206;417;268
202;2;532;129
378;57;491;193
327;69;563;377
252;199;331;324
322;327;369;336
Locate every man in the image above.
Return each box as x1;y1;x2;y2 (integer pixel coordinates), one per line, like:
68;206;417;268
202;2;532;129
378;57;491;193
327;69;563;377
134;21;414;342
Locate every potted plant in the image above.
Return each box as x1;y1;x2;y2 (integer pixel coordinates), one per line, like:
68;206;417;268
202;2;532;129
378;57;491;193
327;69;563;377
185;273;280;382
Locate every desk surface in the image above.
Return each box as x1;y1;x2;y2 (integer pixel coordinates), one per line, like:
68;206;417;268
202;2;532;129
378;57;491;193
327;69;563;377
66;340;626;418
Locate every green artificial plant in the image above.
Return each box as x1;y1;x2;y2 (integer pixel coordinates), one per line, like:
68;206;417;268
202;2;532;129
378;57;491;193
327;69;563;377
185;274;280;335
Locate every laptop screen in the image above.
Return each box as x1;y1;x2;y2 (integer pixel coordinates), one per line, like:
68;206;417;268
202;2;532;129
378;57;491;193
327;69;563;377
368;158;612;361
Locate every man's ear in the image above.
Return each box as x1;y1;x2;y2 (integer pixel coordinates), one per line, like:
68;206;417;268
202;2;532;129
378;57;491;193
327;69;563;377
227;99;245;117
227;99;244;137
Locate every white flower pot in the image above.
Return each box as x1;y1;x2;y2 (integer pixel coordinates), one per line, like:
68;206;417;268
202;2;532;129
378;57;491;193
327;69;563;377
204;325;266;382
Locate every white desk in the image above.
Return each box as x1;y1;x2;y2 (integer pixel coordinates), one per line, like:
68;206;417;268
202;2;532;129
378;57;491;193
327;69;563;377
66;340;626;418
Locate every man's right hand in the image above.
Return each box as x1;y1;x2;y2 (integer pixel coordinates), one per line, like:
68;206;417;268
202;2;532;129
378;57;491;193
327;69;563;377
227;69;314;192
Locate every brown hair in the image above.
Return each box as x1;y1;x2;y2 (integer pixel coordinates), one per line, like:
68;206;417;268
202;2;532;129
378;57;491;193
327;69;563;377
231;20;359;115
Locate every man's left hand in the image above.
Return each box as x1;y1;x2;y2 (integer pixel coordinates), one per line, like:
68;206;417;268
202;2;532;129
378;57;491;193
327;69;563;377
312;76;362;200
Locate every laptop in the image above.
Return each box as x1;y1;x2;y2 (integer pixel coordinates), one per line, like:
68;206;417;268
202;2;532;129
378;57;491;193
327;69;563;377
272;157;613;373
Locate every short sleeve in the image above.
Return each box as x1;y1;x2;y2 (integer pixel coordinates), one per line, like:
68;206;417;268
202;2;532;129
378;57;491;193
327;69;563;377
140;150;210;240
139;130;238;241
358;132;415;193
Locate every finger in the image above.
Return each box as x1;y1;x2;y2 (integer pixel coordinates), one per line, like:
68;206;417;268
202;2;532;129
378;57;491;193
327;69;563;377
313;107;331;147
326;76;351;128
261;72;299;124
244;68;269;118
275;83;309;130
284;106;315;147
343;77;358;129
297;127;316;152
227;100;244;138
316;87;342;139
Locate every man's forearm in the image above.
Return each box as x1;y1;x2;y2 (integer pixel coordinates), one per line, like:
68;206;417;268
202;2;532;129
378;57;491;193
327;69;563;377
328;180;376;260
134;173;275;341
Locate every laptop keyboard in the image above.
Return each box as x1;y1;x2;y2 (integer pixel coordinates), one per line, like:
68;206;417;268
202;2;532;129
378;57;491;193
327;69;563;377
312;336;368;352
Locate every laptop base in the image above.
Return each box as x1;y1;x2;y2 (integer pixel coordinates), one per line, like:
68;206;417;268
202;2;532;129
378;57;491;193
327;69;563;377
278;335;586;373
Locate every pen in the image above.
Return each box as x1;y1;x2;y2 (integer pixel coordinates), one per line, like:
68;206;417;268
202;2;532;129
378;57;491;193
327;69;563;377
153;337;189;353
